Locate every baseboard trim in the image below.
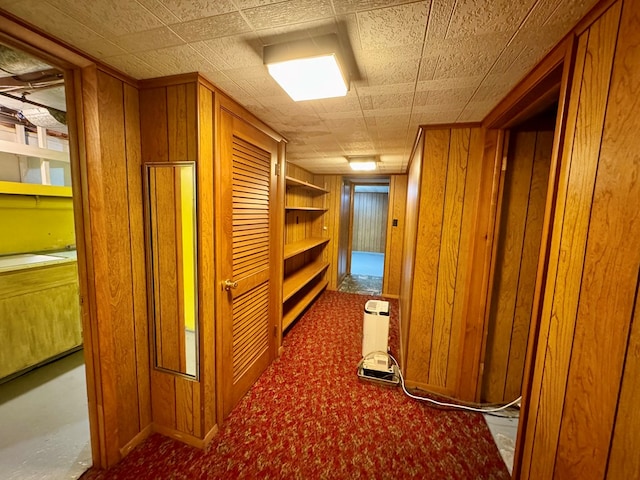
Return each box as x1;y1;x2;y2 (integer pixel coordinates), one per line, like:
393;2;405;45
152;423;219;450
404;379;455;398
119;423;153;458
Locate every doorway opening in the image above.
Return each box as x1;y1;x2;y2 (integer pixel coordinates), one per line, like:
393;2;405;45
338;180;389;295
0;43;91;478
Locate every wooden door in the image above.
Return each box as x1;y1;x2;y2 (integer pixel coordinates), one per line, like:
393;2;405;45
219;108;279;419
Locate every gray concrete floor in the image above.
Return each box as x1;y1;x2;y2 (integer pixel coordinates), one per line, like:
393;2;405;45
484;413;519;475
0;350;92;479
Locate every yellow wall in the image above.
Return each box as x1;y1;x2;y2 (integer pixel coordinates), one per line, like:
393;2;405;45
180;167;196;331
0;182;75;255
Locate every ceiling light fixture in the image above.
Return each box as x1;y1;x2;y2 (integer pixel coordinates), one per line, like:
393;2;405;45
348;157;377;172
264;34;349;102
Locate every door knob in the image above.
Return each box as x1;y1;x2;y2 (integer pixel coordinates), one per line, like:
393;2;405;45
223;279;238;291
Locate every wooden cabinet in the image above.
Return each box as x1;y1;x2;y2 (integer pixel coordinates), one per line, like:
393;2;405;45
282;163;329;331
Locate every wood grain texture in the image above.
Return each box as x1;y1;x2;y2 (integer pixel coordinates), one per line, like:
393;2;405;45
504;130;552;401
352;192;388;253
198;82;216;437
607;273;640;478
123;82;152;431
96;70;141;448
399;131;424;374
0;263;81;378
555;0;639;476
382;175;407;297
481;127;555;404
429;128;469;388
449;127;485;394
455;128;502;401
521;3;622;478
483;131;536;402
405;129;449;383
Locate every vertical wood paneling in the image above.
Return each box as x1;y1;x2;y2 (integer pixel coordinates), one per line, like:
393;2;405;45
481;126;556;404
140;86;177;431
504;130;553;401
400;132;423;374
382;175;407;297
406;129;449;383
429;128;469;387
607;274;640;477
198;83;216;437
555;0;638;475
402;127;485;395
352;192;388;253
449;128;485;390
520;3;625;478
483;131;536;401
97;70;141;446
123;83;151;431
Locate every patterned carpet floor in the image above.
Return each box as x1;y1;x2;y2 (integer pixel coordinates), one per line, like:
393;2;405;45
82;291;508;479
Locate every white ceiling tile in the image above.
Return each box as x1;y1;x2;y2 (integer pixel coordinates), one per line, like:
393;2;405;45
191;35;263;69
446;0;536;38
102;53;163;79
370;92;413;109
0;0;597;175
155;0;236;21
169;12;252;42
357;1;430;50
135;45;215;76
113;27;185;54
242;0;334;30
48;0;165;36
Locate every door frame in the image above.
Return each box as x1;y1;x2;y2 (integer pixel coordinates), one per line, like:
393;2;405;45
467;36;579;477
0;17;106;467
343;176;390;277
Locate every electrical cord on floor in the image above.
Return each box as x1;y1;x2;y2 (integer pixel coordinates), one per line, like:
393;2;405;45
372;352;521;414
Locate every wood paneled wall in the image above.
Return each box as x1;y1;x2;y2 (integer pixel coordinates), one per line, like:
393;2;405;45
139;77;217;447
482;128;553;403
518;1;640;478
80;67;151;464
400;127;485;395
383;175;407;297
352;191;388;253
322;174;348;290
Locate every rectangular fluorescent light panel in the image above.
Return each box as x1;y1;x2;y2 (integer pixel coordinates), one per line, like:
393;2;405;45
264;34;349;102
267;54;347;101
349;160;377;171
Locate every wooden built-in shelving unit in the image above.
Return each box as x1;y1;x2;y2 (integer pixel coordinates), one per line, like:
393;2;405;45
282;164;329;332
284;237;330;260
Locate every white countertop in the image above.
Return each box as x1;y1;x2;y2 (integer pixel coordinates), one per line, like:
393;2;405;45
0;251;77;273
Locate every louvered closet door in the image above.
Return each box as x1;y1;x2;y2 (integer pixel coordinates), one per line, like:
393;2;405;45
220;109;278;419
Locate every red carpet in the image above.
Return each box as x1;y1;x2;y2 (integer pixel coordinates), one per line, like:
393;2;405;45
83;291;509;479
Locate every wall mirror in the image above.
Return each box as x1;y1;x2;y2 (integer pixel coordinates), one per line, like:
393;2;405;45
144;161;198;379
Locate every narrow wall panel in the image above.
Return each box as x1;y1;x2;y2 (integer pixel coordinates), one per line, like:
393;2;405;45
382;175;407;297
97;70;141;446
429;128;469;387
406;129;450;383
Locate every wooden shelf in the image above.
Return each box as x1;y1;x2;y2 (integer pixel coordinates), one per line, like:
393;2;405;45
285;176;328;193
284;237;330;260
283;260;329;302
285;206;327;212
282;278;328;331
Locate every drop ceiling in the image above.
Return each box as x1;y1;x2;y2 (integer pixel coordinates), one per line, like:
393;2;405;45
0;0;598;174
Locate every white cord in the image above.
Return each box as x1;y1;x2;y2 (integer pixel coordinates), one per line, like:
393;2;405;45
385;353;522;414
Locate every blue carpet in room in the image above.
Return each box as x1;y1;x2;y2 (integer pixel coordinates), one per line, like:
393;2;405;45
350;251;384;277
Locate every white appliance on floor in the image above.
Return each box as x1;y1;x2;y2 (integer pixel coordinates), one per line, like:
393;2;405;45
358;300;399;385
